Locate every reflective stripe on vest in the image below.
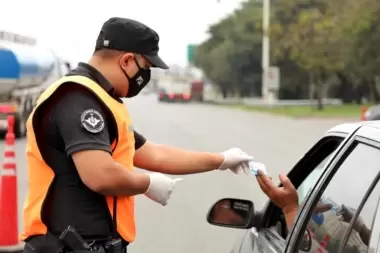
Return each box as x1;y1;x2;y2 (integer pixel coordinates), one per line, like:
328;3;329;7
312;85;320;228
20;75;136;242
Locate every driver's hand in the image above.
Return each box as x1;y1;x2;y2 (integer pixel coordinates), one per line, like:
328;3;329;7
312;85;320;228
217;148;254;175
256;171;299;214
313;203;333;214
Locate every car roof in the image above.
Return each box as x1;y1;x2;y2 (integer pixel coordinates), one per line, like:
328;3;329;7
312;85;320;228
325;120;380;136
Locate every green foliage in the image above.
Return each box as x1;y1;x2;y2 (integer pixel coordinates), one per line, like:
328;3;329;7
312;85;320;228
194;0;263;97
194;0;380;102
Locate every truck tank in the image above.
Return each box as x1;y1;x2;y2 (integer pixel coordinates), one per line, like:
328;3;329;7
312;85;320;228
0;40;57;96
0;34;70;137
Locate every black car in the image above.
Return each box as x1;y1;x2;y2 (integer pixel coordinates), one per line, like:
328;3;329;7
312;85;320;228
206;121;380;253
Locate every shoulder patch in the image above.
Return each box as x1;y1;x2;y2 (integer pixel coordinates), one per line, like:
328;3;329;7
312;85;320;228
80;109;105;133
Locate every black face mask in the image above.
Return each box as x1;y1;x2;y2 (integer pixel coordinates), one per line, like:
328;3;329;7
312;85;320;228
121;59;151;98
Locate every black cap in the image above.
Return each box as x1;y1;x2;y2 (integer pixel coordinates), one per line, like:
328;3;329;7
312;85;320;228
96;17;169;69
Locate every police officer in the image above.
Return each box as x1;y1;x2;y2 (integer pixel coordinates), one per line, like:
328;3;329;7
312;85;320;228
21;17;254;253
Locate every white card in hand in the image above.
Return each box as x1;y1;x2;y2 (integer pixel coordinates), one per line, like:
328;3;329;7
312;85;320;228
249;161;268;176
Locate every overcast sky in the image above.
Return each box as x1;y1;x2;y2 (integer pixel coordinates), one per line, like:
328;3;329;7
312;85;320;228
0;0;245;67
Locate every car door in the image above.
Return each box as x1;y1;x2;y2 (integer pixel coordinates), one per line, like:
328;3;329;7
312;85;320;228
285;125;380;253
365;198;380;253
234;133;351;253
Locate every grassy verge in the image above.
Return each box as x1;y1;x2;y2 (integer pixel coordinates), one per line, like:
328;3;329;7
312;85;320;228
226;104;370;118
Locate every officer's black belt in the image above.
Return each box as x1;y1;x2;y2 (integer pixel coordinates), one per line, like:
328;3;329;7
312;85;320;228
24;233;64;253
24;195;123;253
24;231;127;253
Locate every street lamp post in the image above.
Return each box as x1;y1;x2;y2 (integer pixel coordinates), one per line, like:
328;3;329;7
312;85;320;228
217;0;274;102
262;0;270;101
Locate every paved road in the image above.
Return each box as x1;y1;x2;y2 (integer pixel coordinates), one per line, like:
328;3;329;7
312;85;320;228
5;94;352;253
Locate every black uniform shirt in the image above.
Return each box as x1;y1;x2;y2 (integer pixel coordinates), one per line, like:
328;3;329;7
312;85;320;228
33;62;146;240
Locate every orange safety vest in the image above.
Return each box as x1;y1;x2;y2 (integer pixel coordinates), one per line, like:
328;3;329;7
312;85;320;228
20;75;137;242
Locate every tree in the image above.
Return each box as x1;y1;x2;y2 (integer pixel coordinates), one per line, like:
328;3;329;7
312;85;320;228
194;0;380;103
194;0;263;97
271;0;353;109
341;0;380;102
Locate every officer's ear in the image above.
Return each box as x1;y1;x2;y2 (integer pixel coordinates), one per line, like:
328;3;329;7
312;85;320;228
119;53;135;68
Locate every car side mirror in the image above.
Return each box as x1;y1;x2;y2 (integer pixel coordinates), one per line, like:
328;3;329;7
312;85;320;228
206;198;254;229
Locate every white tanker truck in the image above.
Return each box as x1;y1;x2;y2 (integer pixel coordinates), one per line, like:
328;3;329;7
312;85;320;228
0;31;70;138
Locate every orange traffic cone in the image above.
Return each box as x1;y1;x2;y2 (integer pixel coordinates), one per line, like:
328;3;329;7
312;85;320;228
0;115;19;249
360;106;367;121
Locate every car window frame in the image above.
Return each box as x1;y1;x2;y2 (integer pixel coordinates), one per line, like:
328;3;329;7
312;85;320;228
265;229;286;249
255;228;286;253
285;125;380;253
254;133;350;252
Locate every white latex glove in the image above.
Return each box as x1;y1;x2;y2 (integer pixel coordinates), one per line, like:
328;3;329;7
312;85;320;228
217;148;254;175
144;172;183;206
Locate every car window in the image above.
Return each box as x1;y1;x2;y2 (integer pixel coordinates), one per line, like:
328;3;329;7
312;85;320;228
366;199;380;253
295;143;380;253
297;154;333;204
340;181;380;253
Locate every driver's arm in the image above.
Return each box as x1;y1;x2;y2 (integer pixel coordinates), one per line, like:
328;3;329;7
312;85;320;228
256;171;299;230
359;225;371;246
283;206;300;230
341;205;371;246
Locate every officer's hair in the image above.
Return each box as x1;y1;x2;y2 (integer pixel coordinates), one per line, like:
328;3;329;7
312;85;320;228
93;48;123;60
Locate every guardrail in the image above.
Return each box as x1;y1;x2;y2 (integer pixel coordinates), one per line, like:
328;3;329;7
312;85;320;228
203;92;342;107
